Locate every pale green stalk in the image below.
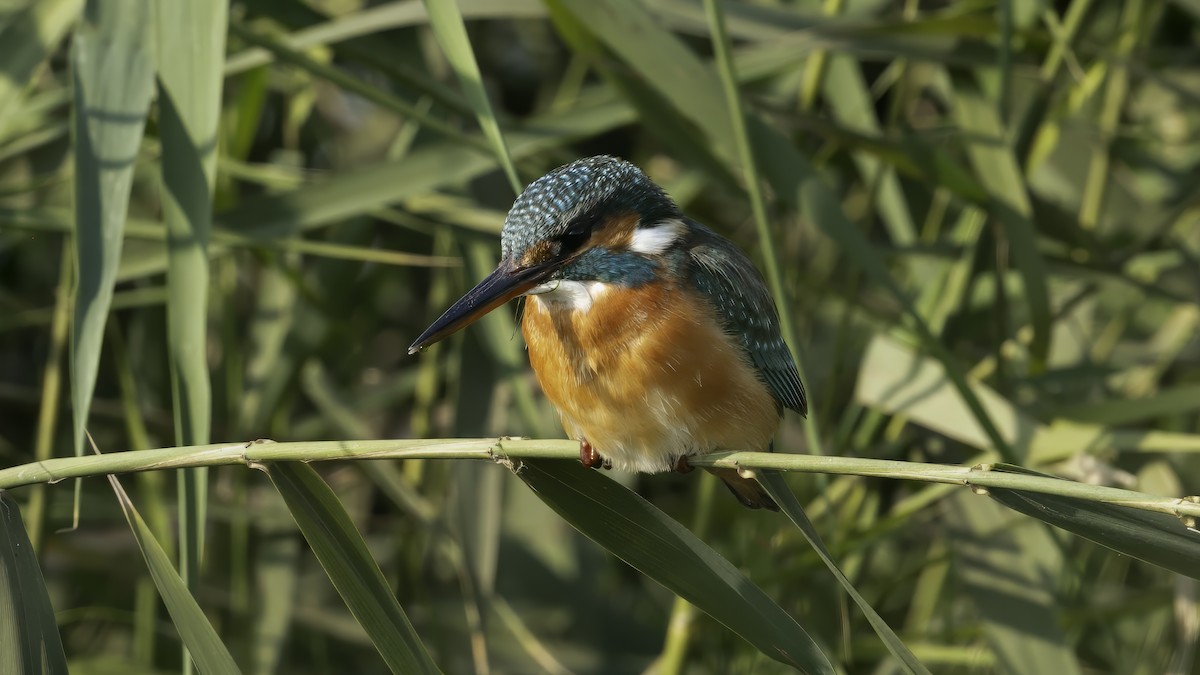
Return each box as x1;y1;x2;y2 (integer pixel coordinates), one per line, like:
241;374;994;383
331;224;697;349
1079;0;1142;230
1;441;1197;522
796;0;845;111
655;472;717;674
1041;0;1096;79
703;0;824;455
25;245;71;550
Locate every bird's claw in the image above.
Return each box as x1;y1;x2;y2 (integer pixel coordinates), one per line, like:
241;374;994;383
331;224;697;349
674;455;693;474
579;439;603;469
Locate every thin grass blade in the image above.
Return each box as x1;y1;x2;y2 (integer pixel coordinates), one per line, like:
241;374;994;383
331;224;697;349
104;473;242;675
757;471;931;675
516;459;834;674
855;333;1200;460
24;245;72;550
420;0;521;193
263;461;441;675
1051;383;1200;427
0;492;69;675
702;0;821;458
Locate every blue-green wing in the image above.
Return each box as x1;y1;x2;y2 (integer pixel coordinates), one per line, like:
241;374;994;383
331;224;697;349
685;222;807;416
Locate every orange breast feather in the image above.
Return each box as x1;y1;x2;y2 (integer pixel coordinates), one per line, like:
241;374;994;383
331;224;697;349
521;280;780;473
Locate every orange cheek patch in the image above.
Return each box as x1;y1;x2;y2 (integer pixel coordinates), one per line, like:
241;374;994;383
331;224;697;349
588;212;640;251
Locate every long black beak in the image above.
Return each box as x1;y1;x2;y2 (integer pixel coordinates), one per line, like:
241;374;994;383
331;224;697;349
408;259;559;354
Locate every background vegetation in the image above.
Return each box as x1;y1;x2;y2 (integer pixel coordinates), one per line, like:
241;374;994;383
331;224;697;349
1;0;1199;673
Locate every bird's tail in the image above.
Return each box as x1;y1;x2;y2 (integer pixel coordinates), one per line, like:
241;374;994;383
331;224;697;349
707;468;779;511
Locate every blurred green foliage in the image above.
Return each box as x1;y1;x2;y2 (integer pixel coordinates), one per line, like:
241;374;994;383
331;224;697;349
1;0;1199;673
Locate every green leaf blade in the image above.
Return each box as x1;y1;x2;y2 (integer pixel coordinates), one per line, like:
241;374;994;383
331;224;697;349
70;0;155;462
757;471;931;675
987;465;1200;581
951;79;1053;368
516;459;834;674
0;492;69;675
105;476;243;675
264;461;441;675
156;0;228;626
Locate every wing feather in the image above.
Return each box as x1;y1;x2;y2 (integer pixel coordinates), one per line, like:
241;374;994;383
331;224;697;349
684;221;807;416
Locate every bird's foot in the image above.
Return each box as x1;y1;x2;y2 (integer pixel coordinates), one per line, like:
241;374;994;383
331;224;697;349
674;455;694;474
579;439;603;470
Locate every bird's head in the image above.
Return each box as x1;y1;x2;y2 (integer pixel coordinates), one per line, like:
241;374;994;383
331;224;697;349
409;155;683;353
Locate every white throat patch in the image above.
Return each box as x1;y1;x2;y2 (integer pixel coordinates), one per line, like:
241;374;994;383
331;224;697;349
527;280;612;312
629;218;684;255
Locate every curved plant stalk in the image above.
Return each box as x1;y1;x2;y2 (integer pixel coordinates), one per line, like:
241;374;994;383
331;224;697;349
1;439;1197;525
8;439;1198;670
702;0;824;457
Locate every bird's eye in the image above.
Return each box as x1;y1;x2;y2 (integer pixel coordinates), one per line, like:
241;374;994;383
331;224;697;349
556;217;594;254
556;228;589;253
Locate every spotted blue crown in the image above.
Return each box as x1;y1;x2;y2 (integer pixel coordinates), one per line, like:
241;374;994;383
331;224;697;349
500;156;677;263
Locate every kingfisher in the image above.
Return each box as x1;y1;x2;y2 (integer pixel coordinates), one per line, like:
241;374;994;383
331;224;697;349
409;156;806;509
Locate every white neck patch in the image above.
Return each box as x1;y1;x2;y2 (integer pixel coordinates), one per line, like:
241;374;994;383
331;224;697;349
629;218;684;255
527;280;612;313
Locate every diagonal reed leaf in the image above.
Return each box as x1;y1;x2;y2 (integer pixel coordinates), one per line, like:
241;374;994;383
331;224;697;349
226;21;488;156
420;0;521;193
264;461;442;675
515;458;835;674
216;97;632;243
0;492;68;675
757;471;931;675
855;333;1200;461
104;471;243;675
